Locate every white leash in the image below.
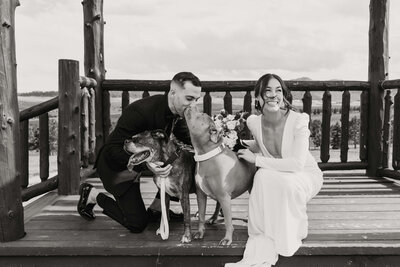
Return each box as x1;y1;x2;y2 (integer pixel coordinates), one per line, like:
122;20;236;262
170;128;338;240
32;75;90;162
156;178;169;240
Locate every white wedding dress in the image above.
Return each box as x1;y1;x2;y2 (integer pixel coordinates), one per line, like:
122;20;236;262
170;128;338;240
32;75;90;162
227;111;323;266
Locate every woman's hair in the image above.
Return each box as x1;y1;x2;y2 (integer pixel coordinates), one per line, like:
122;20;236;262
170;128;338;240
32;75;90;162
254;73;294;113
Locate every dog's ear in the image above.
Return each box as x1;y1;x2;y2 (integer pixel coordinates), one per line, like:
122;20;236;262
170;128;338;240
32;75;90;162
209;125;223;143
151;130;168;141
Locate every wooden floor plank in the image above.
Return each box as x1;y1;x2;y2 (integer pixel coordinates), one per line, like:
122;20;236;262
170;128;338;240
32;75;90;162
2;171;400;263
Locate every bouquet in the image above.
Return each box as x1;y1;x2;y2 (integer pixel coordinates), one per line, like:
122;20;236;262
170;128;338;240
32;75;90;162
213;109;250;150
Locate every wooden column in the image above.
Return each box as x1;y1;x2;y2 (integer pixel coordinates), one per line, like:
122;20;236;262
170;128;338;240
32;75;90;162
81;88;90;168
19;120;28;188
367;0;389;176
39;113;50;181
82;0;106;157
58;60;81;195
0;0;25;242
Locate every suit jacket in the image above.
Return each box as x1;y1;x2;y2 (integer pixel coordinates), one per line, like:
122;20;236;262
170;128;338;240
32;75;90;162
96;94;191;172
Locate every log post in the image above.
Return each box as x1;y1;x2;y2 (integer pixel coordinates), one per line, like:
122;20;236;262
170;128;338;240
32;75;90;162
88;88;96;164
82;0;106;157
243;91;252;113
19;120;29;188
81;88;90;168
223;91;232;114
203;91;212;115
360;90;369;162
382;90;392;169
0;0;25;242
367;0;389;176
58;59;81;195
122;91;130;110
340;90;350;163
39;113;50;181
393;88;400;170
320;90;332;163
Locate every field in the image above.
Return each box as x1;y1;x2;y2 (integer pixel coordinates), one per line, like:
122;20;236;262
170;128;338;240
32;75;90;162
19;93;365;187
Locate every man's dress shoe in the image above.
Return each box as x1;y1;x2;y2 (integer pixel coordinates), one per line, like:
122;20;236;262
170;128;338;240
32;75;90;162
77;182;96;221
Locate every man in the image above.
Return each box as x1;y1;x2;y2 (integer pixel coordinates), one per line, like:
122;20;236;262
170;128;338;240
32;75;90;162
77;72;202;233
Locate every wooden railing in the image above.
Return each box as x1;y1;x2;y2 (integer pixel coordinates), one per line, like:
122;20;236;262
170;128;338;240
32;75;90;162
19;59;97;201
377;79;400;179
102;79;370;172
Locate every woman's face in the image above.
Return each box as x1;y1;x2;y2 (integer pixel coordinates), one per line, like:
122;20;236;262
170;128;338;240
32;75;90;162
258;77;284;113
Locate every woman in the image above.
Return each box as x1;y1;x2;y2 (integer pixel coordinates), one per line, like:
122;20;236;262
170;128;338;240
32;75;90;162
226;74;323;267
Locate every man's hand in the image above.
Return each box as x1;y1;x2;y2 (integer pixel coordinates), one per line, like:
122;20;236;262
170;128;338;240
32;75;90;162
237;149;256;164
146;161;172;178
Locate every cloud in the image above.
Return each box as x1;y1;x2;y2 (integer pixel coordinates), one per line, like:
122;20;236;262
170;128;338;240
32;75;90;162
11;0;400;92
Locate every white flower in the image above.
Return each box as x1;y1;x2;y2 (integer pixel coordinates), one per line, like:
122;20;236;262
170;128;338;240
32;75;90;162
226;120;238;130
223;136;237;149
214;121;223;131
227;130;238;139
227;114;235;121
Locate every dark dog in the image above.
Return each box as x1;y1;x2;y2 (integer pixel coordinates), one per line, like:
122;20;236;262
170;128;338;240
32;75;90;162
124;130;195;243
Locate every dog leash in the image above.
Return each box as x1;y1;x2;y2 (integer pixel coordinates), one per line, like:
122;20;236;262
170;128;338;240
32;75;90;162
156;177;169;240
156;146;182;240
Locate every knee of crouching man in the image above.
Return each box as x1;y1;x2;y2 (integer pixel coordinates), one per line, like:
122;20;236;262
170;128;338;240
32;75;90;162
126;217;148;233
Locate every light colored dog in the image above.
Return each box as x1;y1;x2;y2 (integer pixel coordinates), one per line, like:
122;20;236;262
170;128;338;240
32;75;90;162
184;106;256;246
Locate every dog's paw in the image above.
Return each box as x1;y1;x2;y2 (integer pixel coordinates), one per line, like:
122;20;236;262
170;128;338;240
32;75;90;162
193;231;204;240
219;237;232;246
206;217;218;225
181;234;192;243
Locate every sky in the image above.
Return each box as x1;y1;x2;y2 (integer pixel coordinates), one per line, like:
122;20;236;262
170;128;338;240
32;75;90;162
14;0;400;93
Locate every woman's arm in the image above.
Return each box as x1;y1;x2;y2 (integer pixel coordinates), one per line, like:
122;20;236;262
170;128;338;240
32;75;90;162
255;113;310;172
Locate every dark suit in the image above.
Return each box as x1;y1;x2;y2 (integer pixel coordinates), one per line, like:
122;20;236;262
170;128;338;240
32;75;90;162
94;94;191;232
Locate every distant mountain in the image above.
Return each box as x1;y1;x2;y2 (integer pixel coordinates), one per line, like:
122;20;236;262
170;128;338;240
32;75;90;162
290;77;313;81
18;91;58;97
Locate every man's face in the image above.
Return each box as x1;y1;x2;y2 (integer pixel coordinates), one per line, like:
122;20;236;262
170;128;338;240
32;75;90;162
171;81;201;117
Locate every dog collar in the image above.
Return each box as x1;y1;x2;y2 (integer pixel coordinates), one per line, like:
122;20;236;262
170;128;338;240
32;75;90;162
194;143;225;162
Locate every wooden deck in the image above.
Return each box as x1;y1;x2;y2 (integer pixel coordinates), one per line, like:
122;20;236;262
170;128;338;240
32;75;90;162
2;171;400;266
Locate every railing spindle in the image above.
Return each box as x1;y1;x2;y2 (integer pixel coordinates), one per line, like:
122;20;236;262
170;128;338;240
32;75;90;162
122;91;130;110
89;88;96;164
142;90;150;98
224;91;232;114
360;90;369;162
203;91;212;116
81;88;90;168
103;90;111;139
302;90;312;116
243;91;252;113
39;114;49;181
340;90;350;163
321;90;332;163
393;88;400;170
382;90;393;169
19;120;29;188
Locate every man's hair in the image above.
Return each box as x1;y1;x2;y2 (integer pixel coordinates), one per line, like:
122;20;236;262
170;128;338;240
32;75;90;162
171;72;201;88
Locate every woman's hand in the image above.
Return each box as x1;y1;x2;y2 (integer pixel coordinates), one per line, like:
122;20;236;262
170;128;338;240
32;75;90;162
237;149;256;164
146;161;172;178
